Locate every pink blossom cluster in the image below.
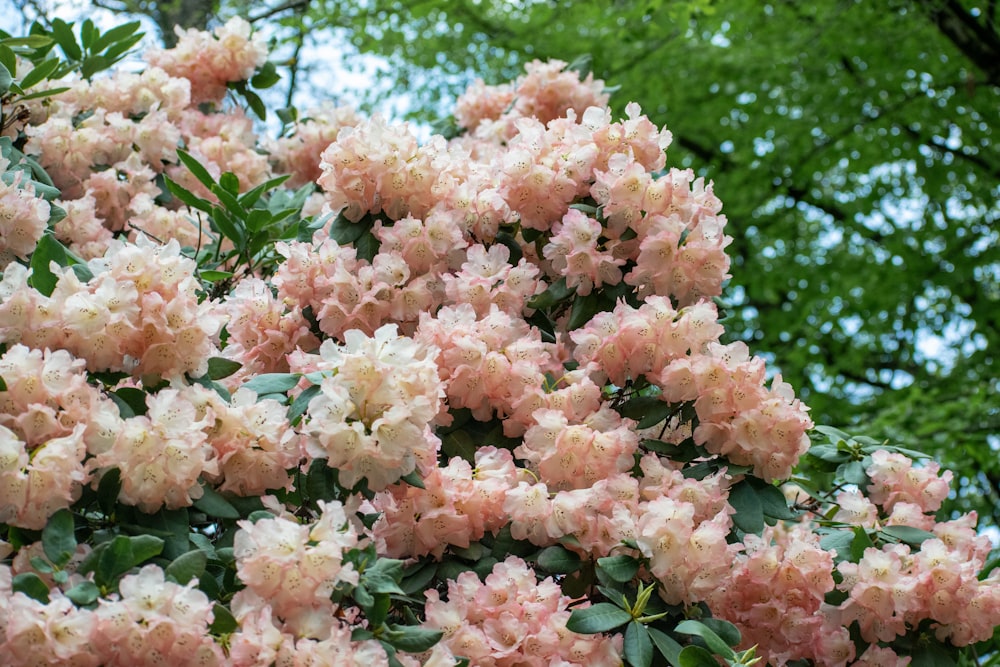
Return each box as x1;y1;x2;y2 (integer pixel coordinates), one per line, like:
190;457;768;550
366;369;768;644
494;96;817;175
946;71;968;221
0;564;223;666
219;276;320;382
317;116;448;222
455;59;608;137
146;17;267;105
0;236;223;378
711;522;851;667
370;447;518;559
266;104;363;187
0;345;120;528
232;500;360;638
423;556;620;666
294;324;445;490
0;159;50;267
865;449;953;515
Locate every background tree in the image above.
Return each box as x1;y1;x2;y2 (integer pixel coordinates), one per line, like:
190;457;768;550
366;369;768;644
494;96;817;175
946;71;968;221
54;0;1000;526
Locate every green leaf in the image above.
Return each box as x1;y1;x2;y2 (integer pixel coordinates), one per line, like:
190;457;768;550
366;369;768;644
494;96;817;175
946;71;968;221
808;444;851;464
250;61;281;89
596;554;640;583
206;357;242;381
96;535;135;587
164;176;213;213
64;580;99;606
909;639;958;667
80;19;96;50
111;387;148;417
840;459;869;486
363;558;405;594
199;270;234;282
850;525;875;562
754;480;797;520
210;603;238;634
536;545;582;574
674;620;737;660
399;469;425;489
287;382;321;424
127;534;164;565
79;54;110;79
566;603;632;634
192;484;240;520
90;21;141;54
50;19;81;61
102;34;143;62
566;290;601;330
528;276;573;310
242;372;301;396
165;549;208;585
624;621;653;667
354;229;380;263
96;467;122;515
880;525;937;547
176;149;217;189
401;561;438;596
647;627;683;667
677;645;720;667
12;572;49;603
636;399;678;430
728;480;764;534
243;88;267;120
41;508;76;567
17;57;59;89
382;624;443;653
28;233;69;296
698;618;741;649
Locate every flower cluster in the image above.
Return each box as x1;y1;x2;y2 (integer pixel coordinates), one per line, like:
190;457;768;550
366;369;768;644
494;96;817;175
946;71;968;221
146;17;267;104
295;324;444;490
0;158;50;267
0;236;223;378
423;556;621;666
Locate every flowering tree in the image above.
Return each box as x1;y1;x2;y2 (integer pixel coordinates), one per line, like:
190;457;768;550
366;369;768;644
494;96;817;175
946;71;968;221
0;16;997;667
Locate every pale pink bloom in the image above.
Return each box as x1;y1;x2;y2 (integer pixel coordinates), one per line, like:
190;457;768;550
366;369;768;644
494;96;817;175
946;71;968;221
853;645;911;667
266;104;362;187
53;194;114;260
3;593;99;666
454;79;515;131
866;449;952;514
442;243;542;316
297;324;444;490
93;565;223;666
424;557;620;667
146;17;267;105
0;157;50;266
833;490;879;528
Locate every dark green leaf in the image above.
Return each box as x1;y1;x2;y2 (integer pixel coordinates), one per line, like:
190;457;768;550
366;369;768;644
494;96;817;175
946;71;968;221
165;549;208;585
50;19;81;61
127;535;164;565
840;460;868;486
206;357;242;381
566;290;601;330
18;57;59;89
596;554;640;583
287;383;322;423
12;572;49;603
536;545;582;574
880;525;937;547
28;233;69;296
647;627;683;667
528;276;573;310
625;621;653;667
399;469;425;489
383;624;443;653
755;481;797;520
674;620;736;659
565;603;631;634
96;535;135;587
41;508;76;567
363;558;405;594
807;444;851;464
210;603;238;634
677;645;719;667
97;467;122;515
192;484;240;520
250;61;281;89
79;54;110;79
354;229;380;263
698;618;741;648
90;21;141;54
728;480;764;534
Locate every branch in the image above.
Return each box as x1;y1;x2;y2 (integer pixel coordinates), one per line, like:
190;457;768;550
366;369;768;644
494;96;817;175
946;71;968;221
249;0;309;24
914;0;1000;88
